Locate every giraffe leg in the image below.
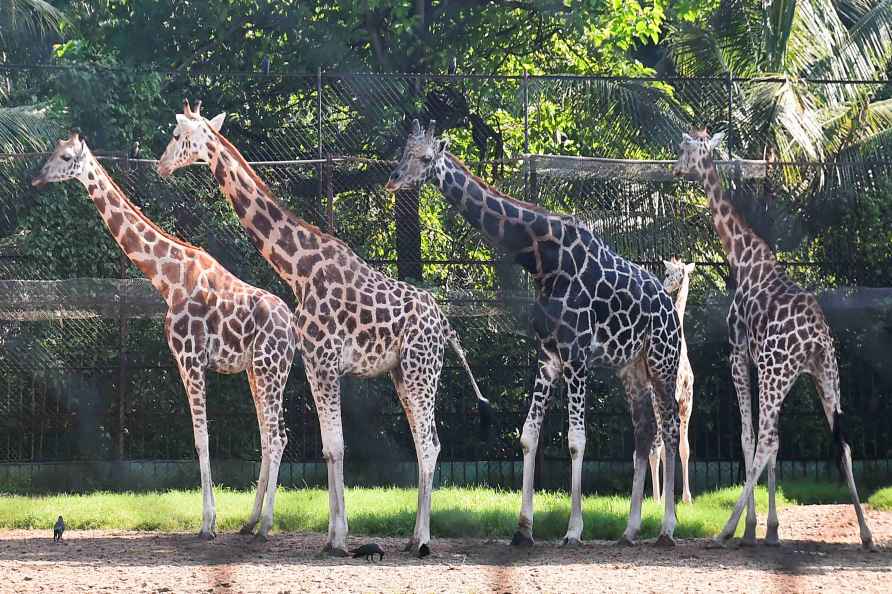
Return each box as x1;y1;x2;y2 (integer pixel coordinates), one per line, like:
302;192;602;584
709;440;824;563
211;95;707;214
252;343;294;541
765;451;780;546
649;448;661;503
512;349;559;547
178;363;216;539
308;368;349;556
240;368;270;536
651;364;679;546
391;356;442;558
730;347;757;545
813;353;875;550
617;358;656;546
679;413;692;504
562;361;587;546
716;366;795;545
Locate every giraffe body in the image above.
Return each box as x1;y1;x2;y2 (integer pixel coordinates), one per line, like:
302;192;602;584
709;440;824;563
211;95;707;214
387;120;682;546
649;258;696;504
673;130;873;549
158;101;488;557
33;133;297;541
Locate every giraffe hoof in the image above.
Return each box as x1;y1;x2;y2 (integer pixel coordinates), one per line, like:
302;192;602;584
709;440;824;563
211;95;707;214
252;533;269;544
706;537;730;550
197;530;216;541
863;539;878;553
417;544;431;558
654;534;675;548
238;525;255;536
682;495;693;504
510;531;534;547
615;535;636;547
561;536;583;547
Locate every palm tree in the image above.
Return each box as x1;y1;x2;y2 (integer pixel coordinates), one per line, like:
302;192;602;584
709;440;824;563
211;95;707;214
0;0;66;152
667;0;892;163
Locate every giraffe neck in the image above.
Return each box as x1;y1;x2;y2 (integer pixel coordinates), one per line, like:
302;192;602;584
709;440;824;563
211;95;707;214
699;157;775;275
433;152;561;279
207;132;346;296
674;273;691;327
78;155;198;304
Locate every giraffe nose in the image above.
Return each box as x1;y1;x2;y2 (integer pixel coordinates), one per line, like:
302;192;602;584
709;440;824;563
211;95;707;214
384;171;401;192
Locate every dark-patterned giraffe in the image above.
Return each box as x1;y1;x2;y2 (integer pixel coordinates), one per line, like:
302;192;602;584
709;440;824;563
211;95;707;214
673;129;874;549
157;101;489;558
32;131;297;541
387;120;682;547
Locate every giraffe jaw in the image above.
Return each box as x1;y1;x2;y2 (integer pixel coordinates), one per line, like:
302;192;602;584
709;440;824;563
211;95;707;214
31;176;48;189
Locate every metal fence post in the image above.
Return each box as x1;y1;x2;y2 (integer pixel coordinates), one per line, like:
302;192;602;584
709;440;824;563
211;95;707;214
324;155;335;233
116;255;128;461
726;71;734;157
317;66;323;159
523;70;530;201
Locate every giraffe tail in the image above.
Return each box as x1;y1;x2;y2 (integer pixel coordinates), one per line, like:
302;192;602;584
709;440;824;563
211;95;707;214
447;330;492;440
832;410;849;484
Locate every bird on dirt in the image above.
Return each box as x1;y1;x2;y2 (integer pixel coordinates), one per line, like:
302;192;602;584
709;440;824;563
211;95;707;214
53;516;64;542
350;543;384;562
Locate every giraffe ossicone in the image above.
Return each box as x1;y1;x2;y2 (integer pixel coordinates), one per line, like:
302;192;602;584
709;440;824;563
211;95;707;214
32;131;298;542
389;119;682;547
157;101;490;558
673;128;874;550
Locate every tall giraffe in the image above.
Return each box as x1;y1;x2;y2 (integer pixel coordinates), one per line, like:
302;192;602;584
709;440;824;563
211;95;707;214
649;257;696;504
157;101;489;558
387;120;682;547
32;132;297;541
673;129;874;549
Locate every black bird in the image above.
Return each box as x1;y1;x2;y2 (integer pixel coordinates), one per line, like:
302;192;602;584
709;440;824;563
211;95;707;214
53;516;64;542
129;141;140;160
350;543;384;562
260;56;270;75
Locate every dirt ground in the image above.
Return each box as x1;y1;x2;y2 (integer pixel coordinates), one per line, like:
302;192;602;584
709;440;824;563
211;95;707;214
1;504;891;594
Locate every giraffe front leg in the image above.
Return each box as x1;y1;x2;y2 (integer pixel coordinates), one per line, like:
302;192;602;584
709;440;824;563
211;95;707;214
184;378;216;540
730;347;757;545
512;350;557;547
309;372;349;557
649;442;662;503
562;362;587;546
618;360;655;547
765;451;779;546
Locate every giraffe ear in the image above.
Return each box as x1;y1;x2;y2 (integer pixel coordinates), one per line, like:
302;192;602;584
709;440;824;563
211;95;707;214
411;119;422;135
437;138;449;154
175;113;188;125
426;119;437;139
663;260;672;269
708;131;725;150
685;262;696;274
208;112;226;132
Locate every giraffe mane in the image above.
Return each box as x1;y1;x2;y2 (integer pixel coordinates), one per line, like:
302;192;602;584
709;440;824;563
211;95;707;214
445;152;552;216
208;127;351;249
93;153;203;253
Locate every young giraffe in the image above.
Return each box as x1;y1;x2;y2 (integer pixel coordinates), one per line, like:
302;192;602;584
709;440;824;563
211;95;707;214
32;131;297;541
673;129;874;549
157;101;489;558
649;257;696;504
387;120;682;547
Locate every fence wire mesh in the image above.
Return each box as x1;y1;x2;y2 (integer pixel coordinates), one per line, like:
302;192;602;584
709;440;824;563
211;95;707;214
2;68;892;491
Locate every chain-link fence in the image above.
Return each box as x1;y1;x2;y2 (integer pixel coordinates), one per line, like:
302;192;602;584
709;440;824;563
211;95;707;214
2;68;892;492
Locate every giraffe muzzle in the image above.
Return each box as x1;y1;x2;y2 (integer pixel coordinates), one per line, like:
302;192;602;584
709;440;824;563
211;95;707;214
31;175;48;189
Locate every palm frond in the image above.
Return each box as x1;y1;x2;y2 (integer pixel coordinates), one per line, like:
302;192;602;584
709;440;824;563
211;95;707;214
0;0;65;48
0;105;63;153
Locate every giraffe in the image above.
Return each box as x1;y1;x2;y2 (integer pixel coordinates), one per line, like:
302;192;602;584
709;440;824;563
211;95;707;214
32;131;297;541
387;119;682;547
648;257;696;504
672;129;874;550
156;100;490;558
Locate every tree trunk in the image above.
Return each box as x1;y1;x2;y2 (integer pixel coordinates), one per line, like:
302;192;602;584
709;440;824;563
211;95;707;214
394;188;423;282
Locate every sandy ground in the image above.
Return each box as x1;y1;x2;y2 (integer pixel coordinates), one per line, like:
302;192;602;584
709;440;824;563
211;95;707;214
1;504;891;593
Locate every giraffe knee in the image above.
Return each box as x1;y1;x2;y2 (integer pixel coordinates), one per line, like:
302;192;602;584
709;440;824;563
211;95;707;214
567;428;586;459
520;423;540;454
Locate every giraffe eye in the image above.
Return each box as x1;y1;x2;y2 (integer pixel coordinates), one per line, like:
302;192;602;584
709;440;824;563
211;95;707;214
61;155;71;162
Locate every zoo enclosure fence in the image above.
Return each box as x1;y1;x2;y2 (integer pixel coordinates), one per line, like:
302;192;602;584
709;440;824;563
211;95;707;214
1;68;892;492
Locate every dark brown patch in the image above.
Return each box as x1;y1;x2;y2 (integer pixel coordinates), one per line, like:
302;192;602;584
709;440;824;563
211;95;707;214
108;211;124;233
270;251;293;275
93;195;106;212
252;213;272;238
120;228;141;254
276;228;298;256
296;253;322;276
213;159;226;185
154;242;169;258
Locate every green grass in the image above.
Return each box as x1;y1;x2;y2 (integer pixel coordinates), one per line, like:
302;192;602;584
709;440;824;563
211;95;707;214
0;485;792;540
868;486;892;511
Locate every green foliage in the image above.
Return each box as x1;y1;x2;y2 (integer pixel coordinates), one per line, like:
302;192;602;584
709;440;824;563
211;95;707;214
867;486;892;510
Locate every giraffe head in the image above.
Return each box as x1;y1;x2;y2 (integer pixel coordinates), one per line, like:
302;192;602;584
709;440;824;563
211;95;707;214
672;129;724;180
157;99;226;177
385;118;449;192
662;256;695;293
31;131;90;188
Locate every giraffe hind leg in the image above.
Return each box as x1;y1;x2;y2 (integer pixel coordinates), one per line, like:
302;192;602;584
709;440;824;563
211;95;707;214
240;368;270;536
813;350;875;550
